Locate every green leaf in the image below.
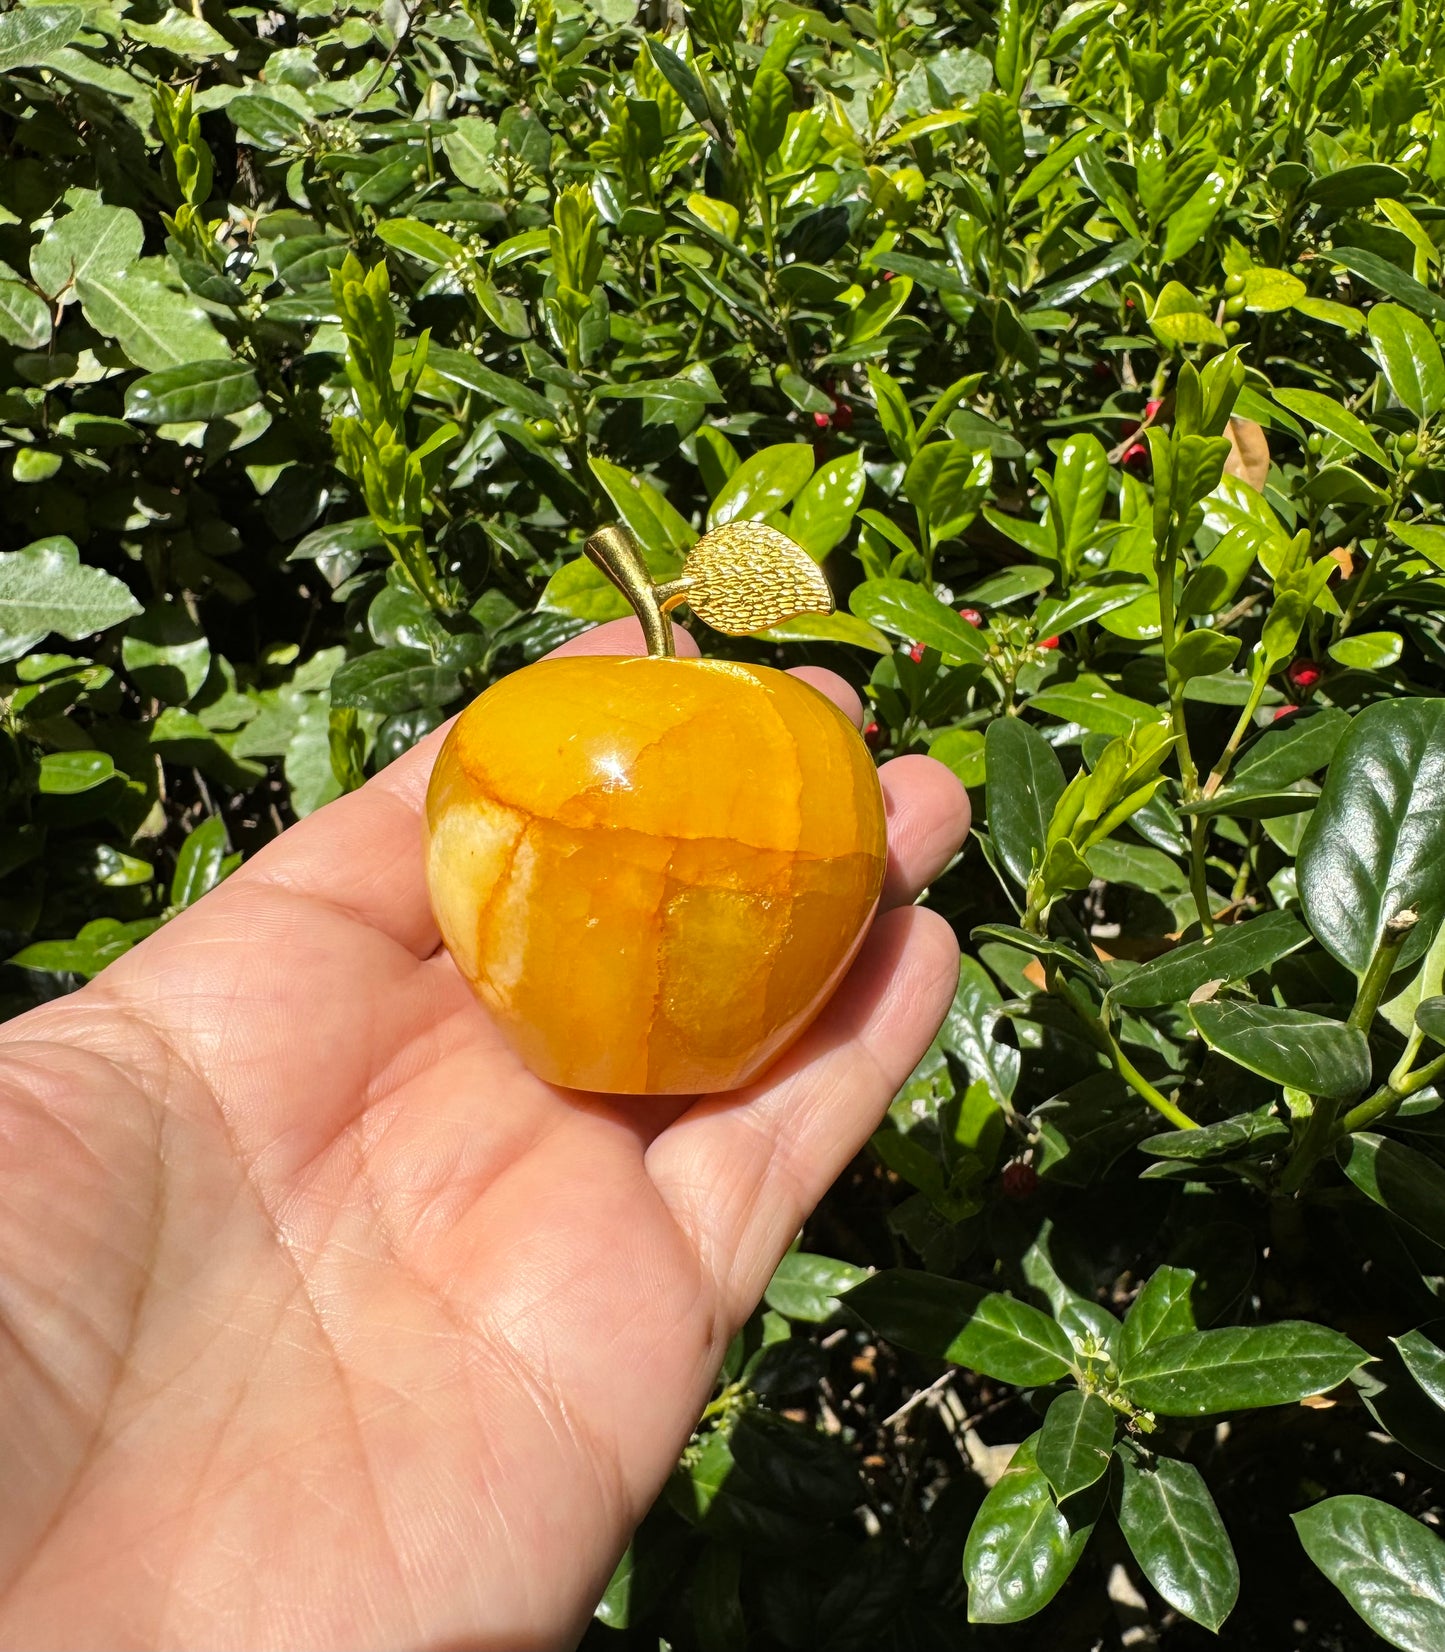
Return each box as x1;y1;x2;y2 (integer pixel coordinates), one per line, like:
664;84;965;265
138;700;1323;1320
1328;630;1403;671
929;726;986;788
759;612;888;652
983;716;1065;888
707;443;814;529
0;279;50;349
788;450;865;559
0;538;141;662
1368;303;1445;419
1120;1322;1365;1414
902;438;988;537
1036;1389;1114;1501
426;347;553;421
1026;675;1164;738
38;749;117;794
226;93;310;149
0;4;80;72
1011;125;1103;208
376;218;467;267
1295;1496;1445;1652
1114;1443;1239;1631
964;1436;1097;1624
1338;1133;1445;1249
847;579;987;662
170;815;231;908
764;1252;868;1322
538;555;630;623
1329;246;1445;324
329;647;462;714
1117;1267;1198;1368
1417;996;1445;1044
844;1270;1076;1385
1241;266;1306;312
9;917;158;979
1108;911;1310;1007
746;66;791;159
1298;698;1445;976
1305;163;1411;212
975;91;1024;176
867;364;915;461
1189;1001;1370;1098
1140;1109;1291;1161
1272;387;1390;468
125;12;231;56
30;202;142;302
125;359;261;425
1394;1325;1445;1412
589;457;694;568
77;266;227;371
122;601;211;703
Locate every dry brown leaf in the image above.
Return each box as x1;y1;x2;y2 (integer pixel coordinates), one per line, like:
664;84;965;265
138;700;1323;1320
1223;415;1270;492
1329;544;1356;581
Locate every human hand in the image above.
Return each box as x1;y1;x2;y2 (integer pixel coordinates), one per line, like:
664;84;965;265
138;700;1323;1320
0;619;968;1650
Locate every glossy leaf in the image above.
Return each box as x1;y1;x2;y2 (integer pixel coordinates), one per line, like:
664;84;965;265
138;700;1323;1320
1393;1325;1445;1413
170;815;231;909
0;539;141;660
1298;698;1445;976
1114;1443;1239;1631
964;1436;1097;1624
1036;1389;1115;1500
848;579;990;661
0;4;81;71
844;1270;1076;1385
1295;1496;1445;1652
125;360;262;425
1272;387;1389;468
765;1253;868;1323
1189;1001;1370;1098
1117;1267;1198;1368
984;716;1065;888
1368;303;1445;418
38;750;116;794
1109;911;1309;1007
707;443;814;528
1338;1133;1445;1248
1120;1322;1365;1414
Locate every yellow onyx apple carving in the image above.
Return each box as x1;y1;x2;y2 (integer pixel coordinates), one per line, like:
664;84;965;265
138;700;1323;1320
424;522;887;1094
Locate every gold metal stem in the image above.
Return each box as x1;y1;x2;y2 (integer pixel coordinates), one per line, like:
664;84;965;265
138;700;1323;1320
584;525;674;658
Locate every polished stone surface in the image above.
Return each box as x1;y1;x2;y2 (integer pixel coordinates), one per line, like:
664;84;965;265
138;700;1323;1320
425;656;887;1093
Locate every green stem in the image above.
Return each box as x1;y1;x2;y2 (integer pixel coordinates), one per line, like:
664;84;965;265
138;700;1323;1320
1051;969;1199;1131
1340;1049;1445;1136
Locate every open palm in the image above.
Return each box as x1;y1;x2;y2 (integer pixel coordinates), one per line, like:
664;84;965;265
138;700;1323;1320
0;619;967;1651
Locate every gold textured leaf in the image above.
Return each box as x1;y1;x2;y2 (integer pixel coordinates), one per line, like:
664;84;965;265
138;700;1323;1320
677;521;834;635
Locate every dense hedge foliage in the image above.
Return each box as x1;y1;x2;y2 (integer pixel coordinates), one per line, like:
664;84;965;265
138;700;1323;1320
7;0;1445;1642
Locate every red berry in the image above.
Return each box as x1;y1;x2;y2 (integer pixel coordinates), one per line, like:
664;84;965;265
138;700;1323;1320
863;720;883;751
958;607;984;628
1001;1161;1038;1199
883;270;896;281
908;642;926;663
1145;397;1163;420
1125;297;1135;309
1273;704;1299;721
1121;440;1148;468
1286;659;1323;691
1039;635;1060;650
813;410;831;430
